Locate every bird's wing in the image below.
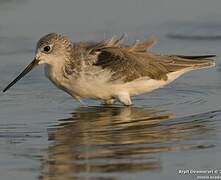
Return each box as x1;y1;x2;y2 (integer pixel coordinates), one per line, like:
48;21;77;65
88;36;169;82
84;36;215;82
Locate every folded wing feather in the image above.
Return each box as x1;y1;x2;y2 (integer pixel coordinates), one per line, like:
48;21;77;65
85;36;215;82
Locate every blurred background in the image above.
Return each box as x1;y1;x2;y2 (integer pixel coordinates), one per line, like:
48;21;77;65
1;0;221;45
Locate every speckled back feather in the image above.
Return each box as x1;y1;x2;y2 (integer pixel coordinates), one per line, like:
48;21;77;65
44;34;215;83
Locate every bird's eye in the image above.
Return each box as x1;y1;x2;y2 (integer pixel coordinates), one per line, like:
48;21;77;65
43;45;51;53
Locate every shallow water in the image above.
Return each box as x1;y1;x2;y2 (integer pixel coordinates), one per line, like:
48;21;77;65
1;0;221;180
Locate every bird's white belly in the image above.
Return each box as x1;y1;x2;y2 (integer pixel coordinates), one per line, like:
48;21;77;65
125;68;190;96
68;68;190;100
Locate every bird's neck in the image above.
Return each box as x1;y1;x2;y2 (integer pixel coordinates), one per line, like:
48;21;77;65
44;59;68;87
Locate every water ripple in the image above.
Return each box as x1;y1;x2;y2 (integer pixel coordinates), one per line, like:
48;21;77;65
41;106;220;179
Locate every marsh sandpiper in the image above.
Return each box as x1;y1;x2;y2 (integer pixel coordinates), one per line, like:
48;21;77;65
3;33;216;105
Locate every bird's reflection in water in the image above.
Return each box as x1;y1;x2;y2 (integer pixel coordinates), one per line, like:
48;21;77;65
41;106;215;179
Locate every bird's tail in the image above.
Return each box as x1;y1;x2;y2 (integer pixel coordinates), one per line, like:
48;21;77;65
164;55;216;72
175;55;216;69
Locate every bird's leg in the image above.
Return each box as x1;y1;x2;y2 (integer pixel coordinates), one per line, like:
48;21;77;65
104;99;115;105
117;92;133;106
74;95;87;107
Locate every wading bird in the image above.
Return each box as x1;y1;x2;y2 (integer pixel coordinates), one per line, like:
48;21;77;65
3;33;215;105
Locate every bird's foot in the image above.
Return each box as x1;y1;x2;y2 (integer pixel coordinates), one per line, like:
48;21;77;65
104;99;115;105
117;92;133;106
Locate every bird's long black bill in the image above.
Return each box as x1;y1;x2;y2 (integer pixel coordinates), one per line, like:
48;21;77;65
3;59;39;92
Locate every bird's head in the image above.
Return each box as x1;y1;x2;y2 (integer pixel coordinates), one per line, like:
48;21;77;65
3;33;73;92
35;33;73;65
